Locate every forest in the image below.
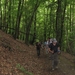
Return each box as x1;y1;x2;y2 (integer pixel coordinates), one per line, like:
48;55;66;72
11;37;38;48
0;0;75;55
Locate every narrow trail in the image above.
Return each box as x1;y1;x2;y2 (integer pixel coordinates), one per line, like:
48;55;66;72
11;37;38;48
59;55;75;75
0;30;75;75
29;46;75;75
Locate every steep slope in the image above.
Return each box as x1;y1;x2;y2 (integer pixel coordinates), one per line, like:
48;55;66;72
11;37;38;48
0;30;75;75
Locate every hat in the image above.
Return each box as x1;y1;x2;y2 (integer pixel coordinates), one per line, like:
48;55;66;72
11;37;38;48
53;38;57;43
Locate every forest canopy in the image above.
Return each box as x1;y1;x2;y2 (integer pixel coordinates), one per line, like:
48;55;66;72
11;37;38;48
0;0;75;55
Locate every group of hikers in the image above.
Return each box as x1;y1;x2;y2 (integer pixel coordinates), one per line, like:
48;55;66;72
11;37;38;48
36;38;61;71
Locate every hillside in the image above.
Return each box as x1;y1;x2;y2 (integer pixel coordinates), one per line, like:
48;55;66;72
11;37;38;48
0;30;75;75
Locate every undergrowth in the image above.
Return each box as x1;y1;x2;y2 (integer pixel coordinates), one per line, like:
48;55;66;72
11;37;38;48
16;63;34;75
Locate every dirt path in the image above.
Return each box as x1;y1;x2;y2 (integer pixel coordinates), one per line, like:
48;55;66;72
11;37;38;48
28;46;75;75
59;55;75;75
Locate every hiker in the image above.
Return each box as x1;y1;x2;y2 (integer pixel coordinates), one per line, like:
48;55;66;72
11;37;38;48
49;38;53;44
43;38;51;55
36;42;41;58
45;39;49;54
49;38;60;70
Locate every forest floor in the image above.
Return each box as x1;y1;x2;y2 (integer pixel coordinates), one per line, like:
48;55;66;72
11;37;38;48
0;30;75;75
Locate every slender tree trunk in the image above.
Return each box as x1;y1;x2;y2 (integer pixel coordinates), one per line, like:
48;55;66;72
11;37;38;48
46;6;49;38
3;0;7;31
0;0;2;29
14;0;24;39
69;4;72;32
44;7;46;41
25;0;39;44
11;0;15;36
32;13;37;44
49;0;55;38
66;12;69;52
56;0;67;48
56;0;62;44
60;0;67;47
7;0;12;33
49;7;51;37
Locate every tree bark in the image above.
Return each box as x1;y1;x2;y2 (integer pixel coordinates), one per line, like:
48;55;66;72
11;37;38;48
32;13;37;44
60;0;67;47
25;0;39;44
56;0;62;43
0;0;2;29
14;0;24;39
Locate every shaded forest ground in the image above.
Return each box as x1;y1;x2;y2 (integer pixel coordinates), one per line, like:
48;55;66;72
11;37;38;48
0;30;75;75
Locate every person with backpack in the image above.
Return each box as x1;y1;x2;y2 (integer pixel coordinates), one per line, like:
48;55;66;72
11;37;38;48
49;39;60;70
36;42;41;58
45;39;50;54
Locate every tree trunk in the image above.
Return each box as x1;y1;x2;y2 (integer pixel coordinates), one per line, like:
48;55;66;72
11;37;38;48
32;13;37;44
60;0;67;47
25;1;39;44
56;0;62;43
14;0;24;39
7;0;12;33
56;0;66;47
44;7;46;41
0;0;2;29
3;0;7;31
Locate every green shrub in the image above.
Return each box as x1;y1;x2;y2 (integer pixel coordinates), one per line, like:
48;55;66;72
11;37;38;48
16;63;34;75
